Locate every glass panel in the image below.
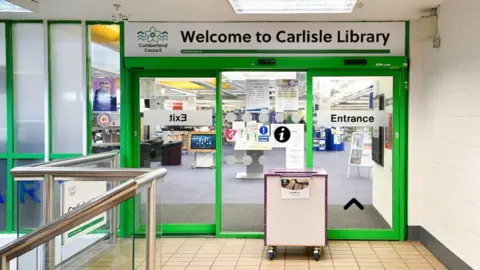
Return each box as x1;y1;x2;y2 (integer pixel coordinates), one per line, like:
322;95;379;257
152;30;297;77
0;23;6;153
13;23;46;153
221;71;307;232
15;159;44;230
0;160;6;231
51;24;84;153
89;24;121;154
139;77;216;226
312;76;394;229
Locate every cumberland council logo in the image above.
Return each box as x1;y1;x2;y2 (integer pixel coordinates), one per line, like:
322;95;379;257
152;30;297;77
137;26;168;43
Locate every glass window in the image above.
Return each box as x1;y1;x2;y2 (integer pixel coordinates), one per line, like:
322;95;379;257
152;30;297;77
313;76;394;229
89;25;121;154
0;23;6;153
13;23;46;153
15;159;44;230
0;160;6;231
221;71;307;232
51;24;84;153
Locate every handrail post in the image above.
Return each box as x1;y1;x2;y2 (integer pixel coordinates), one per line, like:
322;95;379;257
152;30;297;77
110;154;120;243
146;180;156;270
1;255;9;270
43;175;55;270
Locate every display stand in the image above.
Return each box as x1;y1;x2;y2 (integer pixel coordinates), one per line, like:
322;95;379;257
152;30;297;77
234;143;272;180
347;132;374;180
188;131;216;169
192;152;215;169
264;169;328;261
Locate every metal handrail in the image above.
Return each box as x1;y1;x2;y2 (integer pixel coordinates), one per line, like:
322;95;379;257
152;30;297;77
26;151;120;168
0;167;167;270
0;180;137;261
11;167;153;180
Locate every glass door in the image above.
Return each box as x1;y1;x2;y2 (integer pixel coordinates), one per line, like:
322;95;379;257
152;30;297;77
309;70;406;240
218;71;307;236
133;71;217;235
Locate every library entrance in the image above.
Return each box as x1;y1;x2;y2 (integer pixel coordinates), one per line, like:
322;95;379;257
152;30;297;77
122;21;408;240
126;68;407;240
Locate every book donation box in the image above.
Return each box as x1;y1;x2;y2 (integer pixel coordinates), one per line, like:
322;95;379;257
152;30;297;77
264;169;328;261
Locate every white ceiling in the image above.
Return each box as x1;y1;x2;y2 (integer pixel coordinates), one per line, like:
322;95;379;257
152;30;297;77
1;0;444;21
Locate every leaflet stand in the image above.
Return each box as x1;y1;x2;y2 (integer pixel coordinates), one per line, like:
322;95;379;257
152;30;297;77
264;168;328;261
347;132;374;180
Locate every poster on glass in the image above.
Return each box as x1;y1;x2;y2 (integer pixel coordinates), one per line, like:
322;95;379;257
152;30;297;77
93;77;117;112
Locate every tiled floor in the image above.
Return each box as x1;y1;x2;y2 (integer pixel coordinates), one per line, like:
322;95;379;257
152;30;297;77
62;238;447;270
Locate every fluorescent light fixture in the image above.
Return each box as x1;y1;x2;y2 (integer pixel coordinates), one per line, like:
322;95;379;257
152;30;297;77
229;0;357;14
0;0;36;12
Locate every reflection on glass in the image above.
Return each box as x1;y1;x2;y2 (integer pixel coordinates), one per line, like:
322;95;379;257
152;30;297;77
221;71;307;232
313;76;394;229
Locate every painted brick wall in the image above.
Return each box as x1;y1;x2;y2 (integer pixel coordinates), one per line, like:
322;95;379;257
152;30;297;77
410;0;480;268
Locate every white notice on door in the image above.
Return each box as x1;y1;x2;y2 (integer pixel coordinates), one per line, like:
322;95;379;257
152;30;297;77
246;80;270;111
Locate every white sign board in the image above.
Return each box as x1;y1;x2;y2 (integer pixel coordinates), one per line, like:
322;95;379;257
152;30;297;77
62;181;107;244
275;79;299;112
271;124;305;169
125;22;406;57
144;109;212;126
246;80;270;111
317;110;388;127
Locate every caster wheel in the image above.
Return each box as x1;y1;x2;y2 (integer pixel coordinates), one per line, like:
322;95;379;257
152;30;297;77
268;251;275;260
313;248;320;261
268;247;275;260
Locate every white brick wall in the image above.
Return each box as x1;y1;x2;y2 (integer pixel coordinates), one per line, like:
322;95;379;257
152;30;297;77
410;0;480;268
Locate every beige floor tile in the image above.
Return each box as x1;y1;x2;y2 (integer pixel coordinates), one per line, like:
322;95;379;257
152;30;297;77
213;261;239;266
359;267;385;270
215;257;240;263
66;238;447;270
381;262;409;269
416;247;433;255
161;267;187;270
334;267;360;270
235;266;261;270
355;254;379;260
167;257;194;262
188;261;214;266
376;253;401;259
237;259;262;266
357;262;384;267
164;261;191;267
172;253;196;258
194;253;219;258
284;267;310;270
260;266;285;270
192;257;216;262
309;260;333;267
333;259;358;267
285;260;310;266
210;267;236;270
185;267;211;270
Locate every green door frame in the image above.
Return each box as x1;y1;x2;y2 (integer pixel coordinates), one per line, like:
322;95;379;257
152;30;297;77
307;69;408;241
121;56;408;240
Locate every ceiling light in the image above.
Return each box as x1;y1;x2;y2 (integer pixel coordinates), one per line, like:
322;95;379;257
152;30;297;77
0;0;34;12
229;0;357;14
